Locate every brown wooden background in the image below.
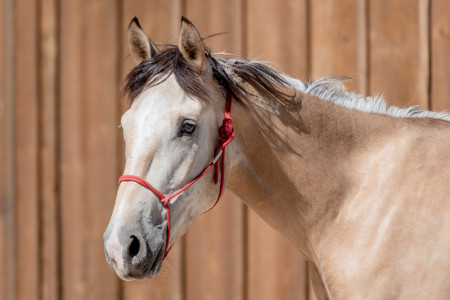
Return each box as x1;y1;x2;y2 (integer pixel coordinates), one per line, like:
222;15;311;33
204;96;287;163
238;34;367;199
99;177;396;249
1;0;449;299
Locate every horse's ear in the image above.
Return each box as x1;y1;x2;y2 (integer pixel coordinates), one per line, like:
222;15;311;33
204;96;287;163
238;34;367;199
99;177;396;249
127;17;160;64
178;16;205;69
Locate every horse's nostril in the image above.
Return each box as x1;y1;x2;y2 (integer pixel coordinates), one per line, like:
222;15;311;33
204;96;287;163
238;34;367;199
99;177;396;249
129;235;140;259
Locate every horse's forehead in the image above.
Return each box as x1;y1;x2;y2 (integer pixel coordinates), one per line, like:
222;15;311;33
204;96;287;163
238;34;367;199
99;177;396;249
126;77;205;125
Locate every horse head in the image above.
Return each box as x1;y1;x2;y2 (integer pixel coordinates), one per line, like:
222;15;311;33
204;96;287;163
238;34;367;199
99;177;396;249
103;17;233;280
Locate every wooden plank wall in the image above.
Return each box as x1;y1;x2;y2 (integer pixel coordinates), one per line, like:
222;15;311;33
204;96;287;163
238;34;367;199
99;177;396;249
0;0;449;299
245;2;309;300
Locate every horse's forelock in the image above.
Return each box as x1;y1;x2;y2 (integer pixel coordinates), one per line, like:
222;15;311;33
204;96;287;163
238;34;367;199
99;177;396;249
123;44;294;108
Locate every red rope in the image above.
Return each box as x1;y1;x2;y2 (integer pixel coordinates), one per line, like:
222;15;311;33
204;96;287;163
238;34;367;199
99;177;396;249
118;94;235;260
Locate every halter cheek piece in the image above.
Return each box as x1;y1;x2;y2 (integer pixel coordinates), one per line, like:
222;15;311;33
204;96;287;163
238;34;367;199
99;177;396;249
118;94;235;260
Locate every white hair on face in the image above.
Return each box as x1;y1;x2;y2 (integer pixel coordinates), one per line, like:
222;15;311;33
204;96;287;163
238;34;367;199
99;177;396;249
283;75;450;122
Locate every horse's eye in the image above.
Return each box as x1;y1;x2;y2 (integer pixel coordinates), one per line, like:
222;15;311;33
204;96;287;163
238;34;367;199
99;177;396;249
181;121;196;135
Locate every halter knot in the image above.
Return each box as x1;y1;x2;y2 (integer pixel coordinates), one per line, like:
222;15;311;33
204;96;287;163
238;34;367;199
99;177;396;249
161;195;170;206
218;117;234;144
213;96;235;185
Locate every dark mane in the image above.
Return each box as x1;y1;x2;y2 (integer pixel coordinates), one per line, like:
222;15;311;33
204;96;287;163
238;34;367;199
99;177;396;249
123;44;294;106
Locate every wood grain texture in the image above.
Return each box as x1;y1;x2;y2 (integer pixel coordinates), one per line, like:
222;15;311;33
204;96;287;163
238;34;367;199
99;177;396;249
310;0;358;89
369;0;428;108
38;0;59;299
0;0;15;299
356;0;368;95
184;191;244;300
247;0;309;79
246;1;309;299
82;0;121;299
0;1;6;299
0;0;6;296
184;2;245;299
14;0;40;299
120;2;184;300
2;2;449;300
310;0;367;94
431;0;450;111
60;0;120;299
59;1;86;298
308;4;363;298
185;0;244;54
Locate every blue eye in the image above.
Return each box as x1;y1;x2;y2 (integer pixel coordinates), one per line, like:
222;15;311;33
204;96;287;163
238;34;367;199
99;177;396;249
181;121;196;134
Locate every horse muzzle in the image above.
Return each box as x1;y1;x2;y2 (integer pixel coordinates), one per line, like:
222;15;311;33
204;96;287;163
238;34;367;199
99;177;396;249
103;223;165;280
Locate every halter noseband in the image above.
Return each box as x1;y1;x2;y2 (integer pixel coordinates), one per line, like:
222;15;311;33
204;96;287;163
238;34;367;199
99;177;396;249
118;94;235;260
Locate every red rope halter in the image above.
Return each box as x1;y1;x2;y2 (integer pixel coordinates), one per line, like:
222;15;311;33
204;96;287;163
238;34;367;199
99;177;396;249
118;94;235;260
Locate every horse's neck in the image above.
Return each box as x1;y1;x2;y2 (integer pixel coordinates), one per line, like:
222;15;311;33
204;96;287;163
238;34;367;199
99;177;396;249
227;91;396;261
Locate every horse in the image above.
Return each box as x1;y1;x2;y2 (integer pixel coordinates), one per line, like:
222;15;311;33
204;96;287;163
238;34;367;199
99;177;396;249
103;16;450;299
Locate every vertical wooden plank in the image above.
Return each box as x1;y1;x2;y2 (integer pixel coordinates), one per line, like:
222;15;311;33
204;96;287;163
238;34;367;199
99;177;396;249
246;1;309;300
310;0;358;91
185;190;245;300
431;0;450;111
81;0;120;298
418;0;430;109
309;3;362;296
0;0;15;299
182;2;246;300
0;0;5;299
0;1;6;299
85;2;118;297
308;3;366;297
38;0;59;299
60;0;120;299
369;0;428;108
185;0;245;54
247;0;309;79
59;1;85;298
120;2;184;300
356;0;368;95
14;0;40;299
